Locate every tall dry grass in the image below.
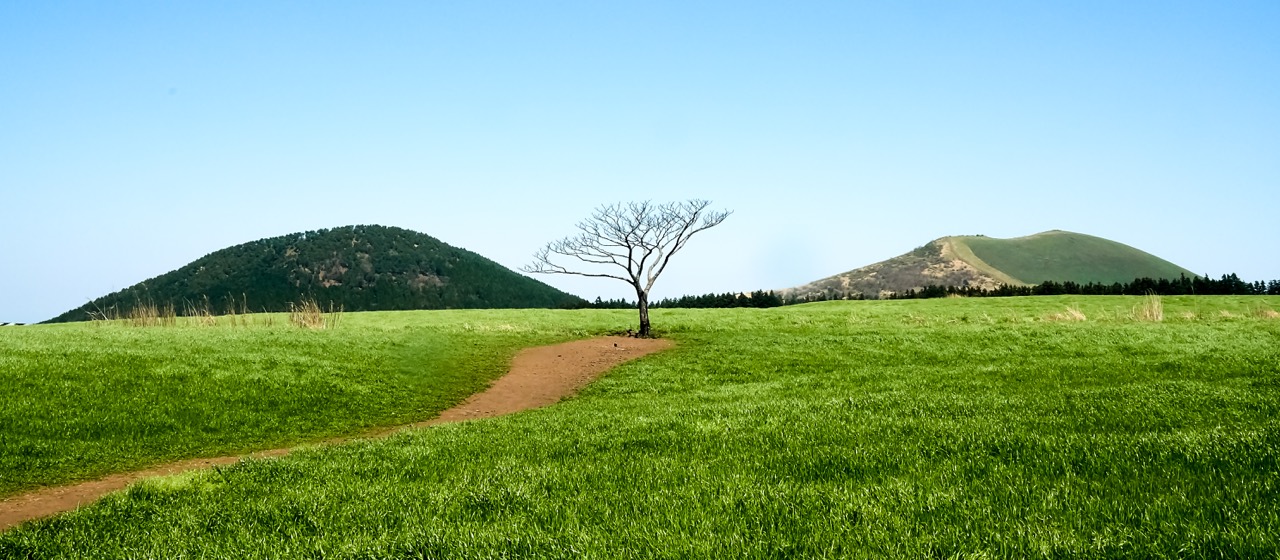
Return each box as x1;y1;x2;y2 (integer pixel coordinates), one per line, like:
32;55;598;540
127;301;177;327
289;297;342;329
86;303;120;324
1132;292;1164;322
183;296;217;326
87;293;285;328
1046;306;1087;322
217;293;253;326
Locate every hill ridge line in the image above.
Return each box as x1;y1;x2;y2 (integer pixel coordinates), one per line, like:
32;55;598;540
940;238;1021;285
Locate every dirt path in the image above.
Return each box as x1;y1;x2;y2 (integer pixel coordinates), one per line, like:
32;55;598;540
0;336;673;532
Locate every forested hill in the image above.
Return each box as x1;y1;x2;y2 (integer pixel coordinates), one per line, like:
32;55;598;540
48;225;583;323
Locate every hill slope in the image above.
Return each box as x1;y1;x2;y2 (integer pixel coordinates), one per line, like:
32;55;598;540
49;225;582;323
956;231;1196;285
787;230;1196;299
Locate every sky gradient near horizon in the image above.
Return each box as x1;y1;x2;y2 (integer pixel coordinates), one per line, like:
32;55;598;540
3;1;1278;323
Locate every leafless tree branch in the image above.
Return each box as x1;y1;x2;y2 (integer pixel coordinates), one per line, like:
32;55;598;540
522;199;731;336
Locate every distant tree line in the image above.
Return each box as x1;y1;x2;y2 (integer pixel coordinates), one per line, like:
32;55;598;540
886;274;1280;300
780;290;867;304
654;290;786;308
596;274;1280;310
573;290;791;309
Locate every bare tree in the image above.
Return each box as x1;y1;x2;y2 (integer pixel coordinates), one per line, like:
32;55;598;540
524;199;731;337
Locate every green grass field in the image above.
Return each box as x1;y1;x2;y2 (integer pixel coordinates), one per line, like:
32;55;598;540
3;296;1279;558
0;310;627;496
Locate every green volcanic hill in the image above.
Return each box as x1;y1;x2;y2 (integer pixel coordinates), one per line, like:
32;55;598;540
787;230;1197;299
49;225;583;323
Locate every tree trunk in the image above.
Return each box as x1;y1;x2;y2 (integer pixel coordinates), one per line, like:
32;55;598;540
636;289;651;337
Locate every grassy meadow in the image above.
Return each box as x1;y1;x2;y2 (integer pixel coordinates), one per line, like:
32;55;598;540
2;296;1279;558
0;310;626;496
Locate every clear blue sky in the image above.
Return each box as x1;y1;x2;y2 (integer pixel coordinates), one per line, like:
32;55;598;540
2;1;1277;323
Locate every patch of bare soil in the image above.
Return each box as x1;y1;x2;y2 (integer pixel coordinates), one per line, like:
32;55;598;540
0;336;672;532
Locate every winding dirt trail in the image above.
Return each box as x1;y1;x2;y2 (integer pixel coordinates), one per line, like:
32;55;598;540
0;336;673;532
